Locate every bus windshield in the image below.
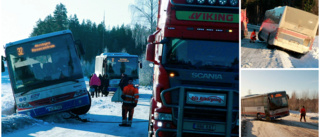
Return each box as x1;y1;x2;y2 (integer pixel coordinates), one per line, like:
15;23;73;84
268;92;288;110
162;38;239;72
105;57;138;79
6;34;83;94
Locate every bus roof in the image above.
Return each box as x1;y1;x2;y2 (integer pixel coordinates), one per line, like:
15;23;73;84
242;91;286;99
100;53;138;58
5;30;72;48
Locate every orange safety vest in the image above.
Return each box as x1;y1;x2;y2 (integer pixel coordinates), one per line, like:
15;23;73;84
250;31;256;39
122;84;139;104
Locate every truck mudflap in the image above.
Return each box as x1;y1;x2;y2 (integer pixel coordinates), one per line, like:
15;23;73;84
159;86;238;137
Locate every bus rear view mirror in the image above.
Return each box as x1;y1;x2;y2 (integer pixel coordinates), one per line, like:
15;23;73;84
75;40;85;56
1;56;5;72
146;43;155;63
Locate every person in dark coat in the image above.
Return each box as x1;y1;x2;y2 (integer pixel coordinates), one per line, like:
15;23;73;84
97;74;103;97
101;74;110;96
119;73;129;91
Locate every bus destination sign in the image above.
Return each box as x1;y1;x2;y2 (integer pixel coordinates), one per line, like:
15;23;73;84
31;41;55;53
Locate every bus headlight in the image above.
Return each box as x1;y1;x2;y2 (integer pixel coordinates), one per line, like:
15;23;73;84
154;112;172;121
74;90;87;97
230;0;238;6
219;0;227;5
17;102;32;109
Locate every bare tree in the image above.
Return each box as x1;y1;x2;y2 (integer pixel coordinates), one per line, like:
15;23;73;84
130;0;158;32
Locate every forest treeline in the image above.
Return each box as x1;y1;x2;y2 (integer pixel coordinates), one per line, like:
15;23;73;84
288;91;318;113
242;0;319;25
31;3;150;63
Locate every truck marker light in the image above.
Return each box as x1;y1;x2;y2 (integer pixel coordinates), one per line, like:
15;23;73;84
197;28;205;31
208;0;216;4
206;29;214;31
169;72;175;77
186;0;194;4
197;0;205;4
219;0;227;5
230;0;238;6
228;29;233;33
168;27;175;30
187;27;194;30
216;29;223;32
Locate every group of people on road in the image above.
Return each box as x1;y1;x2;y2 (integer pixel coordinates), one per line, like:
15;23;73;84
89;74;110;98
89;73;139;127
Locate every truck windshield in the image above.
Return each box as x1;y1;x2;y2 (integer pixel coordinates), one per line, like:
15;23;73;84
162;38;239;72
268;92;288;110
6;34;83;94
105;57;138;79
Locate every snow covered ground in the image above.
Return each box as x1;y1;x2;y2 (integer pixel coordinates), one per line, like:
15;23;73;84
1;70;152;136
242;24;319;68
241;110;318;137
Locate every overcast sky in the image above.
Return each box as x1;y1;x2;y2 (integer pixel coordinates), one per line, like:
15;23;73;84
241;70;319;98
0;0;133;55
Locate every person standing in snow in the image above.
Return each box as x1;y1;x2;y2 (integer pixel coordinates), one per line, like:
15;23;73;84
119;73;129;91
300;106;306;122
101;74;110;97
119;77;139;127
250;29;257;43
89;73;101;98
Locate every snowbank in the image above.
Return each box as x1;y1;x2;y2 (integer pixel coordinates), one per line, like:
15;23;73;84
2;114;44;133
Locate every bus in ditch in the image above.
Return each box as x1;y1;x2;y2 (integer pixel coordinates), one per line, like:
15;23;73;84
4;30;91;117
241;91;289;120
258;6;319;54
94;53;141;92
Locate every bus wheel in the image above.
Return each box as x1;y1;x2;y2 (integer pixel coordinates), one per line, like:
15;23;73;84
257;114;262;120
266;34;274;49
258;31;264;41
71;93;91;115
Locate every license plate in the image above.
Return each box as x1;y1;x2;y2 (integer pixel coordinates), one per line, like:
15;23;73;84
47;105;62;111
193;123;216;131
186;92;226;106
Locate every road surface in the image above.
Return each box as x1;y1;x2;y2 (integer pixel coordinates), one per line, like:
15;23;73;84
242;114;318;137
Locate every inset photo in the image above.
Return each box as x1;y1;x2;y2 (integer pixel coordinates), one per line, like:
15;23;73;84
241;70;319;137
241;1;319;68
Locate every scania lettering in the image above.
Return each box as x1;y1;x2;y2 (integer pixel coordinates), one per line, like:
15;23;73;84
146;0;239;136
4;30;91;117
94;53;141;92
241;91;289;120
191;73;223;80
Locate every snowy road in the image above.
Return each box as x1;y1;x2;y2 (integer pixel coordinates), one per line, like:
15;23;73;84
242;114;318;137
241;25;319;68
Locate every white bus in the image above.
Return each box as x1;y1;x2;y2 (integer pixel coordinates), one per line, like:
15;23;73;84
95;53;141;92
258;6;319;54
241;91;289;120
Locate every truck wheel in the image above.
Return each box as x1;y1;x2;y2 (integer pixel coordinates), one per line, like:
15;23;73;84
71;92;91;115
258;31;264;41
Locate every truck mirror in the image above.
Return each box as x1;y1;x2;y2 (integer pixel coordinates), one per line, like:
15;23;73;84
1;56;5;72
146;43;155;62
147;35;155;43
75;40;85;55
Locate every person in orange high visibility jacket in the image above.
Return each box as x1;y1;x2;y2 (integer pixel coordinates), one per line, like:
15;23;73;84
119;77;139;127
250;29;257;43
300;106;306;122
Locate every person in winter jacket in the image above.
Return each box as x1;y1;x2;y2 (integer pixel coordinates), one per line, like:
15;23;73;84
119;73;129;91
300;106;306;122
101;74;110;96
119;77;139;127
89;74;101;98
250;29;257;43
